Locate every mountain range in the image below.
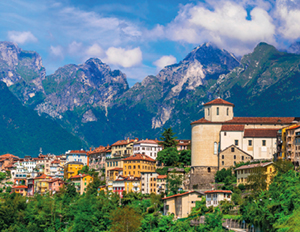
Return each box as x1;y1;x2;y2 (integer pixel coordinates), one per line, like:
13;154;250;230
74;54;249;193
1;41;300;155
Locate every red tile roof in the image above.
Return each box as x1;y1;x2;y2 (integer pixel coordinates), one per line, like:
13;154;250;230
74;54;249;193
109;168;123;171
51;160;60;164
0;154;19;159
203;98;235;107
123;153;155;162
244;129;278;138
35;174;52;180
235;162;273;171
157;175;167;179
162;191;203;200
111;139;136;146
191;117;295;125
69;174;91;179
176;140;191;146
69;150;87;154
88;146;107;155
12;185;28;189
286;125;300;130
135;139;160;145
221;125;245;131
204;190;232;194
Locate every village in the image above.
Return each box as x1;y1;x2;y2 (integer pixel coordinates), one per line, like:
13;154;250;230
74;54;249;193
0;98;299;224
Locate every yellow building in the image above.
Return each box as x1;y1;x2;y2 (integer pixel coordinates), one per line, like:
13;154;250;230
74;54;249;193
123;153;156;177
124;176;141;193
11;185;28;196
69;174;93;195
34;174;52;194
235;162;276;189
111;138;138;158
163;191;204;219
64;161;84;179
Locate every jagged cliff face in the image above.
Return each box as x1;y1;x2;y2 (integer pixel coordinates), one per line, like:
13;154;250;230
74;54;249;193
0;42;45;103
2;41;300;148
35;58;129;119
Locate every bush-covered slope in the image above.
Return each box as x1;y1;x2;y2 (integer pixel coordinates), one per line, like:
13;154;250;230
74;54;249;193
0;81;82;157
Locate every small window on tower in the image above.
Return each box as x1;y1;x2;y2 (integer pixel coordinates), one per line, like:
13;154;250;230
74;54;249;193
217;107;219;115
235;140;239;146
227;108;229;116
208;167;211;173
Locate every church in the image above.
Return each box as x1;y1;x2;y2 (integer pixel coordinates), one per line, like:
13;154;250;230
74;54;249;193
190;98;297;189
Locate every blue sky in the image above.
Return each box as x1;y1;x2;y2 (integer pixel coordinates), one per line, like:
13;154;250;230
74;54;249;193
0;0;300;86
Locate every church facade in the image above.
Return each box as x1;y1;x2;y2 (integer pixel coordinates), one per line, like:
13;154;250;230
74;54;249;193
190;98;297;189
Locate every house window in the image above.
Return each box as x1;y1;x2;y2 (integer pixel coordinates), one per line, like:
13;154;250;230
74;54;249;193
235;140;238;146
222;161;224;165
231;147;235;152
227;108;229;116
224;132;227;136
214;142;218;155
216;107;219;115
234;161;236;165
222;155;224;159
208;167;211;173
208;108;210;116
234;155;236;159
248;140;252;146
262;140;266;146
242;156;244;160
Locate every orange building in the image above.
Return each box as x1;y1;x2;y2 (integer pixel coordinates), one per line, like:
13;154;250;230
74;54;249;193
11;185;28;196
0;154;19;171
123;153;156;177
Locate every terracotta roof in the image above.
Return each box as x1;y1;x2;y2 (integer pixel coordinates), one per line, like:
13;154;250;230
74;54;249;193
162;191;203;200
204;190;232;194
106;150;111;153
125;176;140;181
111;139;136;146
191;117;295;125
68;150;87;154
0;154;19;159
176;140;191;146
203;98;235;106
47;178;63;183
12;185;28;189
65;161;84;165
109;167;123;171
69;174;91;179
244;129;278;138
221;125;245;131
235;162;273;171
123;153;155;162
135;139;160;145
286;125;300;130
35;174;52;179
51;160;60;164
88;146;107;155
157;175;167;179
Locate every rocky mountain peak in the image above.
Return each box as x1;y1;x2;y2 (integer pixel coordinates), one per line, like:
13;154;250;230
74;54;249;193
0;41;21;67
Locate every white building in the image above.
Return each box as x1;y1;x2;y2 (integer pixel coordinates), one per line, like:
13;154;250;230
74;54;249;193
204;190;232;207
20;159;36;173
141;172;158;194
133;139;163;159
66;150;88;166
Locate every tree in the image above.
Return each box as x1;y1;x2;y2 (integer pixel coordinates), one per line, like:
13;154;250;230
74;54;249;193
247;166;268;193
86;175;104;196
0;172;6;181
178;150;191;166
159;127;178;148
157;147;179;166
167;172;183;195
110;206;142;232
215;168;232;183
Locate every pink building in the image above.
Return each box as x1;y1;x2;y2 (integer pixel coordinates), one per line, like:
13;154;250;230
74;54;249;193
48;178;65;193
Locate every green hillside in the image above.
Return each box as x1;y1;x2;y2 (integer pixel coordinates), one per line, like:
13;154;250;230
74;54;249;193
0;81;82;157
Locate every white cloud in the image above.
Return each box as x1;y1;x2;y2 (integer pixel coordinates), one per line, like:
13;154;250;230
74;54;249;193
276;0;300;40
153;55;177;70
7;31;37;44
50;45;64;58
163;1;276;55
105;47;142;68
86;43;104;57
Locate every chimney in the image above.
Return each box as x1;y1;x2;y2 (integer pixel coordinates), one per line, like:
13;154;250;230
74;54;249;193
127;137;130;143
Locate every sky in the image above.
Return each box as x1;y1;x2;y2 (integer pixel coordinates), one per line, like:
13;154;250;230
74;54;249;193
1;0;300;86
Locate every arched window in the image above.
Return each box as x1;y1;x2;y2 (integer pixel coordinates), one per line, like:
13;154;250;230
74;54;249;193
217;107;219;115
222;155;224;159
214;142;218;155
208;167;211;173
227;108;229;116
